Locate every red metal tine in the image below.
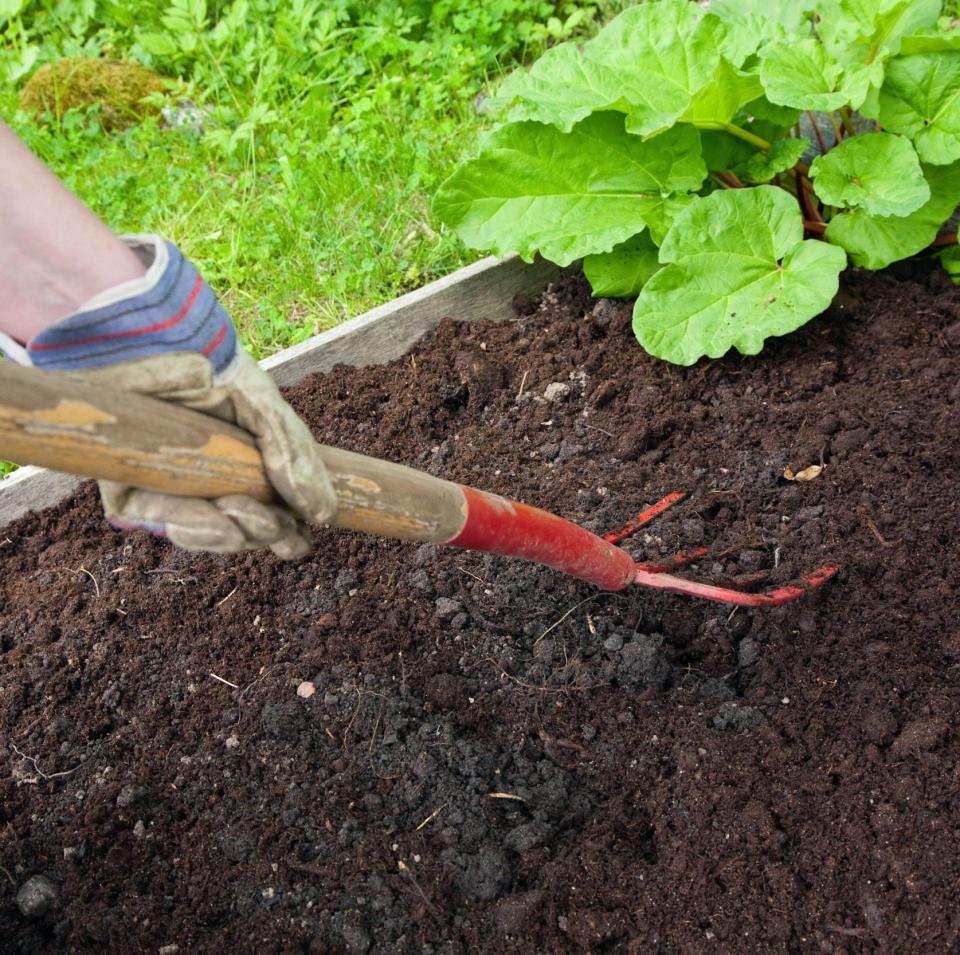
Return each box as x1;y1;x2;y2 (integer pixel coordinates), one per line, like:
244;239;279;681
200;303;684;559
632;563;840;607
603;491;686;544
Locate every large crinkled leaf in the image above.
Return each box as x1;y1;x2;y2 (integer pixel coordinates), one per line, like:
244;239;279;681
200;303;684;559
809;131;929;215
743;137;809;182
491;0;722;137
760;38;868;110
811;0;940;106
433;114;706;266
825;160;960;267
877;51;960;163
818;0;940;68
583;232;662;297
632;187;847;365
706;0;818;65
489;43;629;134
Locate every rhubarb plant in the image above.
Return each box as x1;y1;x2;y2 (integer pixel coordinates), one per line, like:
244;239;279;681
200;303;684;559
435;0;960;364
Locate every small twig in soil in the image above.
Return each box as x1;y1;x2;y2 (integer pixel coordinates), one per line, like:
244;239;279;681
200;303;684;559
534;595;605;645
415;804;447;831
584;424;614;438
486;791;527;802
71;566;100;598
538;727;588;756
209;672;240;690
236;663;288;727
342;686;363;751
516;370;529;401
368;705;384;755
859;511;898;548
397;859;439;917
0;863;15;887
457;564;489;586
215;586;238;608
145;568;197;586
10;744;83;785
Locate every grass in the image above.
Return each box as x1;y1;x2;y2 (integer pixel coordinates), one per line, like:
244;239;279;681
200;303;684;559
0;0;629;358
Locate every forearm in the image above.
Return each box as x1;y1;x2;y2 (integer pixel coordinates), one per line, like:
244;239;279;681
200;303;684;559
0;119;145;341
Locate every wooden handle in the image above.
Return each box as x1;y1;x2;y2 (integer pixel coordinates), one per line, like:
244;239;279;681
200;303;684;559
0;363;467;543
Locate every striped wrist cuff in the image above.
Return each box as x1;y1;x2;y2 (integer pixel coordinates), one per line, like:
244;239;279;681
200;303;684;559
25;235;237;374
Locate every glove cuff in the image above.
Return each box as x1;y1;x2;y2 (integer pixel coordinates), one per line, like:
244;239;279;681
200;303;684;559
22;235;237;374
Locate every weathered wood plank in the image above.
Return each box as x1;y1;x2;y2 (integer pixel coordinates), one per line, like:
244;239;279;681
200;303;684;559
262;254;561;387
0;255;563;527
0;466;83;529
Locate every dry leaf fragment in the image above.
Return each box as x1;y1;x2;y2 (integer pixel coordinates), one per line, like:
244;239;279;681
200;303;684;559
783;464;823;482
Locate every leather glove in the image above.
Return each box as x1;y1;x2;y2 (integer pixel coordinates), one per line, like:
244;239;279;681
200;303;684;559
6;235;335;558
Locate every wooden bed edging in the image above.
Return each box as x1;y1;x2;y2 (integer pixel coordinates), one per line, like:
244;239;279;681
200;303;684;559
0;254;563;529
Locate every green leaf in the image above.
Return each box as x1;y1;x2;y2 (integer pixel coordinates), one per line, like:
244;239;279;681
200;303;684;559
678;60;764;126
433;114;707;266
0;0;28;18
760;38;862;110
877;51;960;163
643;194;698;246
583;232;662;297
492;0;723;137
489;43;628;134
898;28;960;55
138;31;181;57
740;96;803;128
936;242;960;280
825;160;960;267
809;131;929;215
699;130;757;172
820;0;941;66
743;138;809;182
632;186;847;365
706;0;818;65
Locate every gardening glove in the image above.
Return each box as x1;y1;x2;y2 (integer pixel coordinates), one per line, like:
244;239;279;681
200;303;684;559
5;234;335;558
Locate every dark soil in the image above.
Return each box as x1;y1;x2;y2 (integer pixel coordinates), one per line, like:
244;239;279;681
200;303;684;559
2;263;959;954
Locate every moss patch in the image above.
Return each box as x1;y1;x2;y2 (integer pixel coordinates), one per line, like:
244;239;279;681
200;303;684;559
19;58;168;130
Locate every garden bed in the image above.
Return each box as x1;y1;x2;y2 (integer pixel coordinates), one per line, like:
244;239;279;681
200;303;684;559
2;262;959;953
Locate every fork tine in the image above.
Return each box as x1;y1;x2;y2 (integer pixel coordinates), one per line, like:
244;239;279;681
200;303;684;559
632;563;839;607
603;491;686;544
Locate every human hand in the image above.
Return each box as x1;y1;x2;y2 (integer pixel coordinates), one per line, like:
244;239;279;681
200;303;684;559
16;235;335;558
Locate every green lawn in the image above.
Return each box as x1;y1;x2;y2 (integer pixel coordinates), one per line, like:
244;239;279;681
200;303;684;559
0;0;625;357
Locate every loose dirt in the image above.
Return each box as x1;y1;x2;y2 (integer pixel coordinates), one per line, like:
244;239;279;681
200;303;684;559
1;263;958;953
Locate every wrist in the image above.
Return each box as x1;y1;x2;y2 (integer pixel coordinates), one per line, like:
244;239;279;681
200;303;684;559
16;236;236;374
